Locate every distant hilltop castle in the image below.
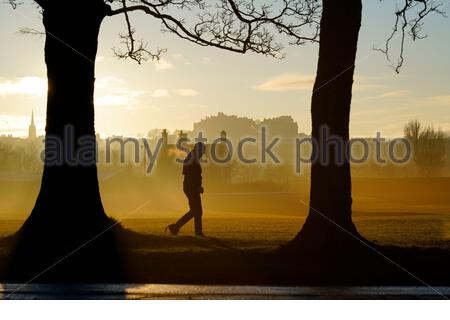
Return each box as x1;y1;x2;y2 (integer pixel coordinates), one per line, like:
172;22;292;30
192;112;299;141
28;110;37;140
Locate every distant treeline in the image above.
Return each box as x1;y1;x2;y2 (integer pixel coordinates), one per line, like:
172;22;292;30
0;121;448;180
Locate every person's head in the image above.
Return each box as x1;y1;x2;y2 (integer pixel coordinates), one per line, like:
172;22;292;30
193;142;206;159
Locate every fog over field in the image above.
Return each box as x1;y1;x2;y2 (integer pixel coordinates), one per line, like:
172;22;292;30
1;174;448;250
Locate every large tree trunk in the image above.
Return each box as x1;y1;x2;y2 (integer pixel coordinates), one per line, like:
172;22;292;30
289;0;364;250
9;1;122;281
25;1;110;229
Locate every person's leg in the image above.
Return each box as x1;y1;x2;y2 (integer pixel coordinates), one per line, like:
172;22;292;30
191;194;203;235
173;190;196;231
175;209;194;230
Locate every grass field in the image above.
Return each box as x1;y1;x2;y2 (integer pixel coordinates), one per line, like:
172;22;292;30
0;174;449;250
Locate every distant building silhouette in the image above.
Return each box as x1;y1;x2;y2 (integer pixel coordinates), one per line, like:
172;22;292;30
220;130;227;140
28;110;37;140
178;130;188;141
260;116;298;140
161;129;168;147
193;112;257;142
193;112;299;142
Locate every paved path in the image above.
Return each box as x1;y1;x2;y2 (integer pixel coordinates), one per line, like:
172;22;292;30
1;284;449;299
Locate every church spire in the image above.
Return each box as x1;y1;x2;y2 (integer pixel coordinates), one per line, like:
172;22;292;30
28;109;37;139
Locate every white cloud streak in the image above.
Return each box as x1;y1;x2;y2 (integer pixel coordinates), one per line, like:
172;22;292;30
154;59;175;71
254;73;314;92
0;77;47;97
173;89;199;97
430;95;450;104
149;89;170;98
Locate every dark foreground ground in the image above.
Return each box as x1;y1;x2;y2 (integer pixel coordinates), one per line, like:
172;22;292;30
0;211;449;291
0;227;449;293
0;177;448;297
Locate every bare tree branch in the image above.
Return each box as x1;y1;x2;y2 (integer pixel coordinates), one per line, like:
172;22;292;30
7;0;445;72
107;0;321;62
375;0;446;73
8;0;320;62
7;0;19;9
18;27;45;36
111;0;166;64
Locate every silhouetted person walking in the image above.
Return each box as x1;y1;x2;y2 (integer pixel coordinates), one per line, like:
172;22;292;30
166;142;205;237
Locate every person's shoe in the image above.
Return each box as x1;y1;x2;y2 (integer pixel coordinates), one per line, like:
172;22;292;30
165;224;179;236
